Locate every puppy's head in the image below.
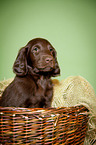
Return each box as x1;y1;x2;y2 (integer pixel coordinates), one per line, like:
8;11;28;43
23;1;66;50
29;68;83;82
13;38;60;77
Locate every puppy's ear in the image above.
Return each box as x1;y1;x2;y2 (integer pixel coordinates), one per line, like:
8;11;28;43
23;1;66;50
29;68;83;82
52;50;60;77
52;60;60;77
13;46;29;76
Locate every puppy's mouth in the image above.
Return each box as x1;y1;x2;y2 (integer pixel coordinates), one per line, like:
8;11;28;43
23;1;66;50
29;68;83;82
32;64;55;74
37;66;54;72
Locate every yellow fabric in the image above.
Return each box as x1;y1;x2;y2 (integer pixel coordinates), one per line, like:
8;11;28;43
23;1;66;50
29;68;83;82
52;76;96;113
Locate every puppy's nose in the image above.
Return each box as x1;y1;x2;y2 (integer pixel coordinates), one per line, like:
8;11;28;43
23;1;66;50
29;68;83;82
45;57;53;63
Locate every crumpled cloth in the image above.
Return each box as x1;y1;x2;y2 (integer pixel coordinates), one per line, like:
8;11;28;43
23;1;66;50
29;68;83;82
52;76;96;145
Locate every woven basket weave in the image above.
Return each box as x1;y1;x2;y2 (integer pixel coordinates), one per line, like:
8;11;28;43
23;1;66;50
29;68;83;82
0;105;88;145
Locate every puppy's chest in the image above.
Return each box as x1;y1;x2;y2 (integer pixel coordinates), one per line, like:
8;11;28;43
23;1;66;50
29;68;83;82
36;77;52;95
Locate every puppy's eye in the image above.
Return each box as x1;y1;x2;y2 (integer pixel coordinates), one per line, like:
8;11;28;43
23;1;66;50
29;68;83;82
50;48;53;52
34;47;38;51
33;47;40;53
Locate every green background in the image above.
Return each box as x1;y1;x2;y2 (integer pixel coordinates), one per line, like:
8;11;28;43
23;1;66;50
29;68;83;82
0;0;96;93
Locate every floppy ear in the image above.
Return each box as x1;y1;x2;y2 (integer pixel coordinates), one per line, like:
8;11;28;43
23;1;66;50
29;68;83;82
13;47;28;76
52;50;60;77
52;60;60;77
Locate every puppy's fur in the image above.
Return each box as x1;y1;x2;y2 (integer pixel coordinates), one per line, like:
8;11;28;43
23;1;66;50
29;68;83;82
0;38;60;108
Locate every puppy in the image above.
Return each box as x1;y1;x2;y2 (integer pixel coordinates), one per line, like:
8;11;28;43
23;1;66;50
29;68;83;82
0;38;60;108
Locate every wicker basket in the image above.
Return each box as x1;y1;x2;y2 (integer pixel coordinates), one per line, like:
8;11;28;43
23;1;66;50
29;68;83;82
0;105;89;145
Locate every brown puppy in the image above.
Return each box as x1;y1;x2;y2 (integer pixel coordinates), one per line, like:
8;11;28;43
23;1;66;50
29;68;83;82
0;38;60;108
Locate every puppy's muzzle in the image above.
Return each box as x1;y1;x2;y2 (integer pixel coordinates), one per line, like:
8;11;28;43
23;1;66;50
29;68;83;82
38;55;55;70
